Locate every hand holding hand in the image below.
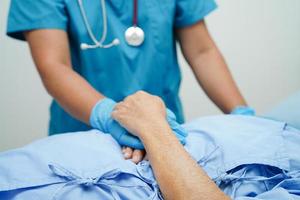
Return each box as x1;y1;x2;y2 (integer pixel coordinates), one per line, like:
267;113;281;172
90;98;144;149
112;91;168;138
112;91;188;143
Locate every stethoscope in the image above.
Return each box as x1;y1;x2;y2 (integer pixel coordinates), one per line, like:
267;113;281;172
78;0;145;50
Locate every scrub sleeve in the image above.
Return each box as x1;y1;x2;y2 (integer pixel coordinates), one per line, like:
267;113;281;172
175;0;217;28
7;0;68;40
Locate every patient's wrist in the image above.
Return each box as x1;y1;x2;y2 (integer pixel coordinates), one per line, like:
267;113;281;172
138;120;172;141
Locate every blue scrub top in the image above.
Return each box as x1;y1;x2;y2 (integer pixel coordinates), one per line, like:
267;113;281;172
7;0;217;135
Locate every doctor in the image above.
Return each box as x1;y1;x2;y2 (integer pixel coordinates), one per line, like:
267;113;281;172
7;0;253;162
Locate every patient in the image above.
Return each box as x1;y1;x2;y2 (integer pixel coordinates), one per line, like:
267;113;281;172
0;91;299;200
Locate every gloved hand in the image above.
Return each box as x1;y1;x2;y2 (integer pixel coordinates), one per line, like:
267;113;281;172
90;98;144;149
230;106;255;116
90;98;188;149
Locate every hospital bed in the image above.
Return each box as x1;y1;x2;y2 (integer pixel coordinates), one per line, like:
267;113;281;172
0;91;299;200
265;90;300;130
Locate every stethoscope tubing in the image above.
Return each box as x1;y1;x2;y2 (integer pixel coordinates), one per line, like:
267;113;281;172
78;0;142;50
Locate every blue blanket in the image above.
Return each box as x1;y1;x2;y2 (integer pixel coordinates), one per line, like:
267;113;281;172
0;115;299;199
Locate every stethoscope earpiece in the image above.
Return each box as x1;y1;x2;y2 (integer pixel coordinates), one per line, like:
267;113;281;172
80;43;90;50
80;38;120;50
112;39;120;46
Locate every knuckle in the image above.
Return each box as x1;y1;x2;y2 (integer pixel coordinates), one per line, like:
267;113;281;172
116;101;124;107
124;95;134;103
136;90;146;95
122;101;131;108
127;95;133;100
153;95;162;102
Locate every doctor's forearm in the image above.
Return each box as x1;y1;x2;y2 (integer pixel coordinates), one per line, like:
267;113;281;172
177;21;247;113
191;47;247;113
38;63;103;124
25;30;104;124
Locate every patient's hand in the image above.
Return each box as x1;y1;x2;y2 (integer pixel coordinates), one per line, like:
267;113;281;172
121;146;146;164
112;91;167;138
112;91;167;164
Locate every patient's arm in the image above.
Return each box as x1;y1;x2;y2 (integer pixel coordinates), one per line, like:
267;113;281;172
112;91;229;200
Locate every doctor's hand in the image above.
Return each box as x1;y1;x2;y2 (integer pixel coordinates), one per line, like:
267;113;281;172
90;98;144;149
230;106;256;116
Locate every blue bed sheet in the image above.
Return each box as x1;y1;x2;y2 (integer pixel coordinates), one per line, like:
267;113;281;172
0;115;299;199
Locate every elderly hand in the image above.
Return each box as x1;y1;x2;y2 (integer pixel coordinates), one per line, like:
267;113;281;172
112;91;168;138
112;91;167;164
112;91;188;163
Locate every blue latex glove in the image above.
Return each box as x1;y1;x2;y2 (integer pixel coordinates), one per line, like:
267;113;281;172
90;98;144;149
231;106;256;116
90;98;188;149
166;109;188;145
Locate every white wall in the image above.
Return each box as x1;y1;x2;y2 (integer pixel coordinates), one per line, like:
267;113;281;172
1;0;300;152
180;0;300;119
0;0;52;151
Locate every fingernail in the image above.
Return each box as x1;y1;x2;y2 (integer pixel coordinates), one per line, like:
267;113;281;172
124;153;130;158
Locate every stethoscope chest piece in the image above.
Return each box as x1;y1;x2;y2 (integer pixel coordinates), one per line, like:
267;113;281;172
125;26;145;46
